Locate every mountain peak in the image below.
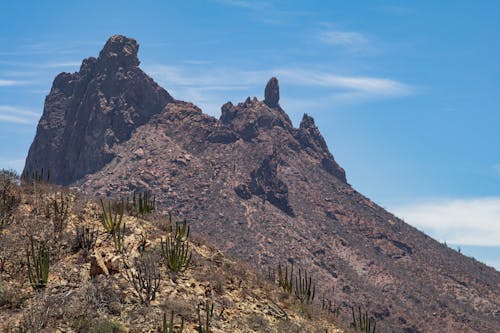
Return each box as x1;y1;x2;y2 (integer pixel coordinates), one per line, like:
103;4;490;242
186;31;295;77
24;35;172;184
264;77;280;108
97;34;140;69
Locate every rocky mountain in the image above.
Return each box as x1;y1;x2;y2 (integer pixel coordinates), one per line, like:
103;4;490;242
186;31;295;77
24;35;500;332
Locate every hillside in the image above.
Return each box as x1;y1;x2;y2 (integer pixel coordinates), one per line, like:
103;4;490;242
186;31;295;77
23;35;500;332
0;174;343;332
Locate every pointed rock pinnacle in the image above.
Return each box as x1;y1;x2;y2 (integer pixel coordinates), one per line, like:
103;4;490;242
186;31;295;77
264;77;280;108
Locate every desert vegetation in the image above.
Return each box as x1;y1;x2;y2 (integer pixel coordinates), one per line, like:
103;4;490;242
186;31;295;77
0;168;380;332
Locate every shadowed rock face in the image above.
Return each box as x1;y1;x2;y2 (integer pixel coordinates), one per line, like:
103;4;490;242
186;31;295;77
264;77;280;108
25;36;500;333
24;35;173;184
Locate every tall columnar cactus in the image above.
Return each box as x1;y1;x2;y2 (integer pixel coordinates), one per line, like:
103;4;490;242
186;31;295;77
197;300;214;333
161;310;185;333
350;306;377;333
172;219;190;242
113;221;126;254
75;225;98;252
294;268;316;304
161;234;192;273
26;237;50;290
277;262;293;294
100;199;124;234
51;191;70;238
127;191;156;215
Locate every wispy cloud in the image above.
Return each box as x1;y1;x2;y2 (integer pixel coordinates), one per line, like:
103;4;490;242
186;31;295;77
274;69;413;96
215;0;270;10
0;59;81;69
393;197;500;247
318;30;372;53
0;79;28;86
319;30;368;47
145;64;414;116
0;105;40;124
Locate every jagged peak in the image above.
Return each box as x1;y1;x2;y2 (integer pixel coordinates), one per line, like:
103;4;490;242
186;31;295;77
299;113;316;129
97;34;140;69
264;77;279;108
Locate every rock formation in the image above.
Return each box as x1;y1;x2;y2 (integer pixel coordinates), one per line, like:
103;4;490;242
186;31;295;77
24;35;500;333
24;35;173;185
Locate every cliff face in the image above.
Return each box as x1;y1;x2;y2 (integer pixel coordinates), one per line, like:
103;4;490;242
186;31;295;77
25;36;500;333
24;35;173;184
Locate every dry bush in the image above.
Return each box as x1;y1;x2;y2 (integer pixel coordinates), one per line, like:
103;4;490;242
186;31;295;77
125;252;162;306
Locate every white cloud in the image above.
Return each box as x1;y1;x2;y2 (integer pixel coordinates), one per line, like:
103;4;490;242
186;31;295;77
144;64;414;115
274;69;413;96
215;0;269;10
0;105;40;124
0;79;26;86
319;30;368;47
392;197;500;246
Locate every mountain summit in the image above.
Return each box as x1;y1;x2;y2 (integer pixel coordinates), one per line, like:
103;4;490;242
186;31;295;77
24;35;173;185
24;35;500;332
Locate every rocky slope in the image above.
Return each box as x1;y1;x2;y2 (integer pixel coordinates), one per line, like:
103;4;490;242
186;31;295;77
0;178;342;332
24;35;500;332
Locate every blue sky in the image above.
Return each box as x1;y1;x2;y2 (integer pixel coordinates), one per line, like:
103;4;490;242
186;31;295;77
0;1;499;269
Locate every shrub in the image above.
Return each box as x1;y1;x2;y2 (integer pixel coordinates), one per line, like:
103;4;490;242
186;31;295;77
125;253;161;306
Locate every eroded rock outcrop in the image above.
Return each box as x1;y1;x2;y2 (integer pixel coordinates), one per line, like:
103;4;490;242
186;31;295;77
24;35;173;184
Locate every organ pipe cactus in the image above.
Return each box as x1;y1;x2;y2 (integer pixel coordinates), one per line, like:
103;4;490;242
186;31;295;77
294;268;316;304
26;237;50;290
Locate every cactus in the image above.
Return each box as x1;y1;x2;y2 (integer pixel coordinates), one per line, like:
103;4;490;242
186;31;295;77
21;168;50;185
277;263;293;294
113;220;126;254
127;191;155;215
294;268;315;304
161;234;191;273
171;219;190;242
51;192;69;238
350;306;377;333
197;300;214;333
161;310;184;333
26;237;50;290
100;199;124;234
75;225;98;252
0;169;21;227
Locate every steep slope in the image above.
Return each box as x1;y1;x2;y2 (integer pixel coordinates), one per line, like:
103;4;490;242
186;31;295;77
25;35;500;332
